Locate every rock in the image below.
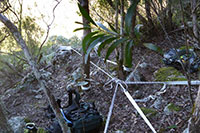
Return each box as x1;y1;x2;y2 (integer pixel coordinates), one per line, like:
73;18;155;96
72;67;84;82
133;90;143;99
163;104;172;115
35;94;43;99
40;69;52;80
139;62;148;69
126;70;142;82
151;96;165;110
8;116;25;133
182;128;189;133
52;45;73;64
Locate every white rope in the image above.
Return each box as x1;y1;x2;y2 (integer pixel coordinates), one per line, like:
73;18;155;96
104;83;119;133
120;84;157;133
126;81;200;85
71;47;157;133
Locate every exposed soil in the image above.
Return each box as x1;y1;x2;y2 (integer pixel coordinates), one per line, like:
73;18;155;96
1;33;199;133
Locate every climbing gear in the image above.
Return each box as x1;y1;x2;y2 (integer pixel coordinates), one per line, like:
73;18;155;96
25;123;38;133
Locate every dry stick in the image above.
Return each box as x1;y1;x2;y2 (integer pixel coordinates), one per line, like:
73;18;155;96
125;60;141;82
37;0;62;58
0;13;70;133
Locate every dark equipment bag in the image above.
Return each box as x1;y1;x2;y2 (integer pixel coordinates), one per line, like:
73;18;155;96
163;48;200;73
46;89;103;133
64;89;103;133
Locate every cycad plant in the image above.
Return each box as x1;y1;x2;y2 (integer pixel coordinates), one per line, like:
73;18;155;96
75;0;163;78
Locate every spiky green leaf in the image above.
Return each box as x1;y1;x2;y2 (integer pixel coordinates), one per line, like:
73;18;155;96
96;22;117;35
82;31;99;53
73;27;91;32
125;40;134;67
108;22;118;33
84;34;107;63
143;43;163;54
97;36;118;56
105;38;128;61
78;3;97;26
125;0;139;34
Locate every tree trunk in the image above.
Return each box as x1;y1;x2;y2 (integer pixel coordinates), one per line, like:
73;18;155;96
118;0;125;80
0;13;70;133
0;98;13;133
191;0;199;47
145;0;155;31
79;0;91;87
114;0;120;61
167;0;173;31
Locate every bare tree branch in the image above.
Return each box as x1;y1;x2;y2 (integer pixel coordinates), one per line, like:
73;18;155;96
7;2;20;22
0;34;9;44
37;0;62;58
0;4;10;13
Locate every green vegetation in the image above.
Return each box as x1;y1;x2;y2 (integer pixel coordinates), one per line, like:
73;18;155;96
167;103;182;112
154;67;187;81
140;107;158;117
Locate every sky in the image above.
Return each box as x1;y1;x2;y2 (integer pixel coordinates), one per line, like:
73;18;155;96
22;0;83;38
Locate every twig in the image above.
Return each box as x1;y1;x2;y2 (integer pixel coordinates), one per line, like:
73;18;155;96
7;2;20;22
0;34;9;44
125;60;141;82
0;4;10;13
37;0;62;58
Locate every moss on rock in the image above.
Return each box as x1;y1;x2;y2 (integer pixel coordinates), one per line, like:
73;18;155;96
154;67;186;81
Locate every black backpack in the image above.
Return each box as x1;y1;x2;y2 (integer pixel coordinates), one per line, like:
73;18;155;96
46;89;103;133
163;48;200;73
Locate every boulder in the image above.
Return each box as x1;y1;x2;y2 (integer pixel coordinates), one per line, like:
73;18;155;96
8;116;25;133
